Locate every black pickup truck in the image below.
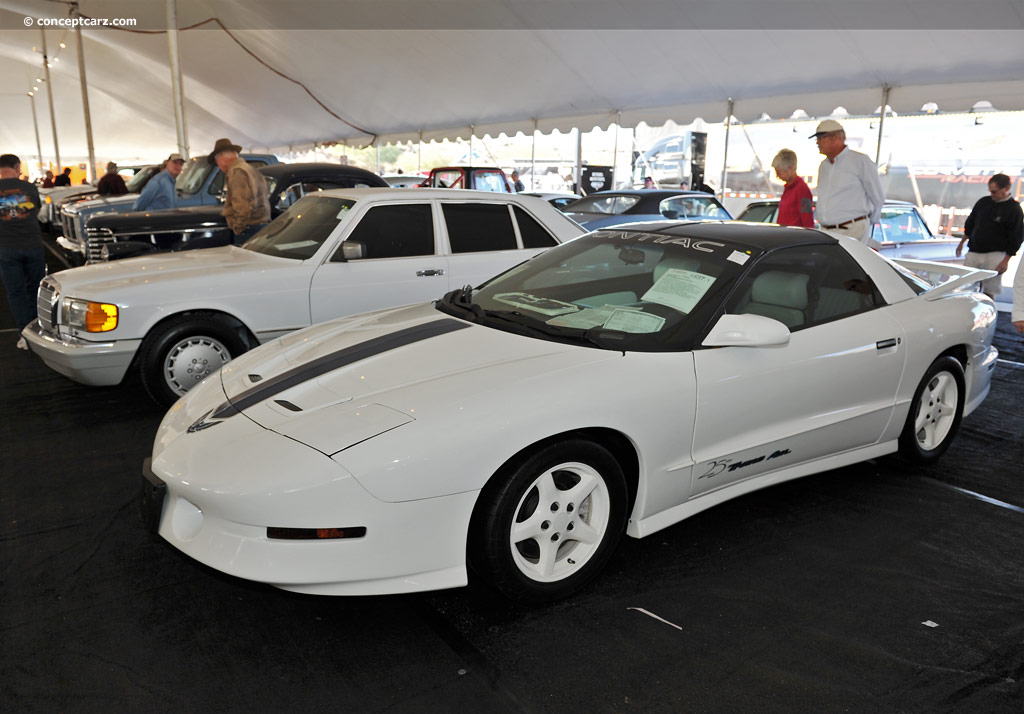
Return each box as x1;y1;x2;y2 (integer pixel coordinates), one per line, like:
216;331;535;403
83;163;387;262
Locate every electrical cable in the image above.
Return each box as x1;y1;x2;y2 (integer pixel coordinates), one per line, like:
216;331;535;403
46;0;376;145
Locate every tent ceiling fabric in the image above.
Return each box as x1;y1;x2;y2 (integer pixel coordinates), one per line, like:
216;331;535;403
1;0;1023;159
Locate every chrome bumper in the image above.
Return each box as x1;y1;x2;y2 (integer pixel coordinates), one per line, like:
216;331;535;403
22;320;141;386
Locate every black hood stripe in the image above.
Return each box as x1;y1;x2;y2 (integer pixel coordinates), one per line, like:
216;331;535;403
210;318;470;419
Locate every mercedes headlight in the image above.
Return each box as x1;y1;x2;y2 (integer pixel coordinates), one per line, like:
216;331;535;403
62;298;118;332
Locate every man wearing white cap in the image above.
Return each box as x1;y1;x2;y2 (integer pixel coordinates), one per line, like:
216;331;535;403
133;153;186;211
810;119;885;247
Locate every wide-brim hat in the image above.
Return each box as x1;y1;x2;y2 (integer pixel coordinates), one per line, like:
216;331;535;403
809;119;844;138
207;138;242;164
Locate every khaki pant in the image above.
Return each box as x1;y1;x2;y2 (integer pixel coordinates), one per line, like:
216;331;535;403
964;250;1006;299
822;217;878;249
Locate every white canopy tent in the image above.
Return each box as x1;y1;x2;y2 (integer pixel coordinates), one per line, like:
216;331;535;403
1;0;1023;162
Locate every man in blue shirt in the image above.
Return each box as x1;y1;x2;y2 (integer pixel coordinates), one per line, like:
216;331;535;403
133;153;185;211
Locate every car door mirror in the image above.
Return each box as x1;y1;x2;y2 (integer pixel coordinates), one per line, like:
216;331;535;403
702;313;790;347
339;240;366;261
662;209;680;220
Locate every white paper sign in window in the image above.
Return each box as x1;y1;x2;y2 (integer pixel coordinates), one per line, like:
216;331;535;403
603;308;665;333
641;268;715;313
548;304;639;329
494;292;580;316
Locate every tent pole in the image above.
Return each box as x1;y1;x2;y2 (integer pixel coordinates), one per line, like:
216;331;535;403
40;28;61;175
73;13;97;183
612;112;620;189
875;84;890;165
28;93;44;178
531;119;537;192
166;0;190;159
376;142;381;173
575;127;582;193
418;131;423;172
719;98;734;199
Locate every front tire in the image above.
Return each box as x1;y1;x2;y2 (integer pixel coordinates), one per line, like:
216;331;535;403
469;440;628;604
138;315;248;407
898;355;965;463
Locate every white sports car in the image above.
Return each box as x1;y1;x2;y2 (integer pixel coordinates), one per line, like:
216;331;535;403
142;222;998;603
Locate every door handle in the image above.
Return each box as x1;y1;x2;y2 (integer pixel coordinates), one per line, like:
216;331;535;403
876;338;899;350
416;269;445;277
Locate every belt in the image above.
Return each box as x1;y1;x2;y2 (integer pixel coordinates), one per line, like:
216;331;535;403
821;215;869;230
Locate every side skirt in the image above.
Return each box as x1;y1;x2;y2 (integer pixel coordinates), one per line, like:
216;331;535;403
627;440;898;539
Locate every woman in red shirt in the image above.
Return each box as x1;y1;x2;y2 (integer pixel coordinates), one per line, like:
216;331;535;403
772;149;814;227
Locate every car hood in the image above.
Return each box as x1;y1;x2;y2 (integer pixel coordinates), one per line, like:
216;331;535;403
161;303;613;456
88;205;224;232
66;193;139;214
49;246;286;298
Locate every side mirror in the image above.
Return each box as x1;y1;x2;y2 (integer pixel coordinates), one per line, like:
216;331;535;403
702;313;790;348
340;240;365;261
662;209;680;220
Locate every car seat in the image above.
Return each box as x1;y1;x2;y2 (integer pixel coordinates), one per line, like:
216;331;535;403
739;270;809;328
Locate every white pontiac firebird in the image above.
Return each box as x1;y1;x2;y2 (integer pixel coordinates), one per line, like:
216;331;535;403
142;222;998;603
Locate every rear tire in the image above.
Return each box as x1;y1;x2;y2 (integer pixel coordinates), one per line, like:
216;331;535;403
138;315;248;407
898;356;965;463
469;439;628;604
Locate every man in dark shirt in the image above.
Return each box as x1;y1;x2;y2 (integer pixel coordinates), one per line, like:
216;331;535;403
53;167;72;186
96;162;128;195
957;173;1024;299
0;154;46;349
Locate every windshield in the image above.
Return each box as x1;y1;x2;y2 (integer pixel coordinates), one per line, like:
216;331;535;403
566;195;640;215
176;158;213;194
244;195;355;260
126;166;159;193
437;229;758;351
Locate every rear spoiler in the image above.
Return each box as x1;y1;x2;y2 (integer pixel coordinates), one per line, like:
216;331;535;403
892;259;997;301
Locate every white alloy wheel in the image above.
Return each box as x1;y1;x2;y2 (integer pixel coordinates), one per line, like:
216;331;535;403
508;461;612;583
898;355;965;463
163;335;232;396
913;369;959;451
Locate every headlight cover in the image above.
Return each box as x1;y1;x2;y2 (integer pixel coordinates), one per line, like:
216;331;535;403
63;298;118;332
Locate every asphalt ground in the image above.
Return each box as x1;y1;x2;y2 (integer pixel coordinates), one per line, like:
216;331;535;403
2;288;1022;713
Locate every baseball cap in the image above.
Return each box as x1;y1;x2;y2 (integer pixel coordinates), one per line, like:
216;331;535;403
809;119;844;138
166;153;185;162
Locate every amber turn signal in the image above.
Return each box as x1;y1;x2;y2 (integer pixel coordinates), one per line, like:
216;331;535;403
84;302;118;332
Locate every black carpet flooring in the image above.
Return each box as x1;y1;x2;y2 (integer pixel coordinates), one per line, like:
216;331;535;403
2;295;1022;713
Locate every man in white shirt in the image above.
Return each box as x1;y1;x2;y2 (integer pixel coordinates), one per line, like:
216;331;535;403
810;119;885;247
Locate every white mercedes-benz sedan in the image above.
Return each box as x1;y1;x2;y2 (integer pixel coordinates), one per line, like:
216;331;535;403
142;222;998;603
24;189;583;405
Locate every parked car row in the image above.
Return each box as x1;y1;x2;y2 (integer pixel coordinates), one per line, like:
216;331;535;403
21;155;999;605
25;188;585;404
736;199;962;263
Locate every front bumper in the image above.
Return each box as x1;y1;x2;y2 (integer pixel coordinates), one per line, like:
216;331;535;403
22;319;140;386
145;428;477;596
